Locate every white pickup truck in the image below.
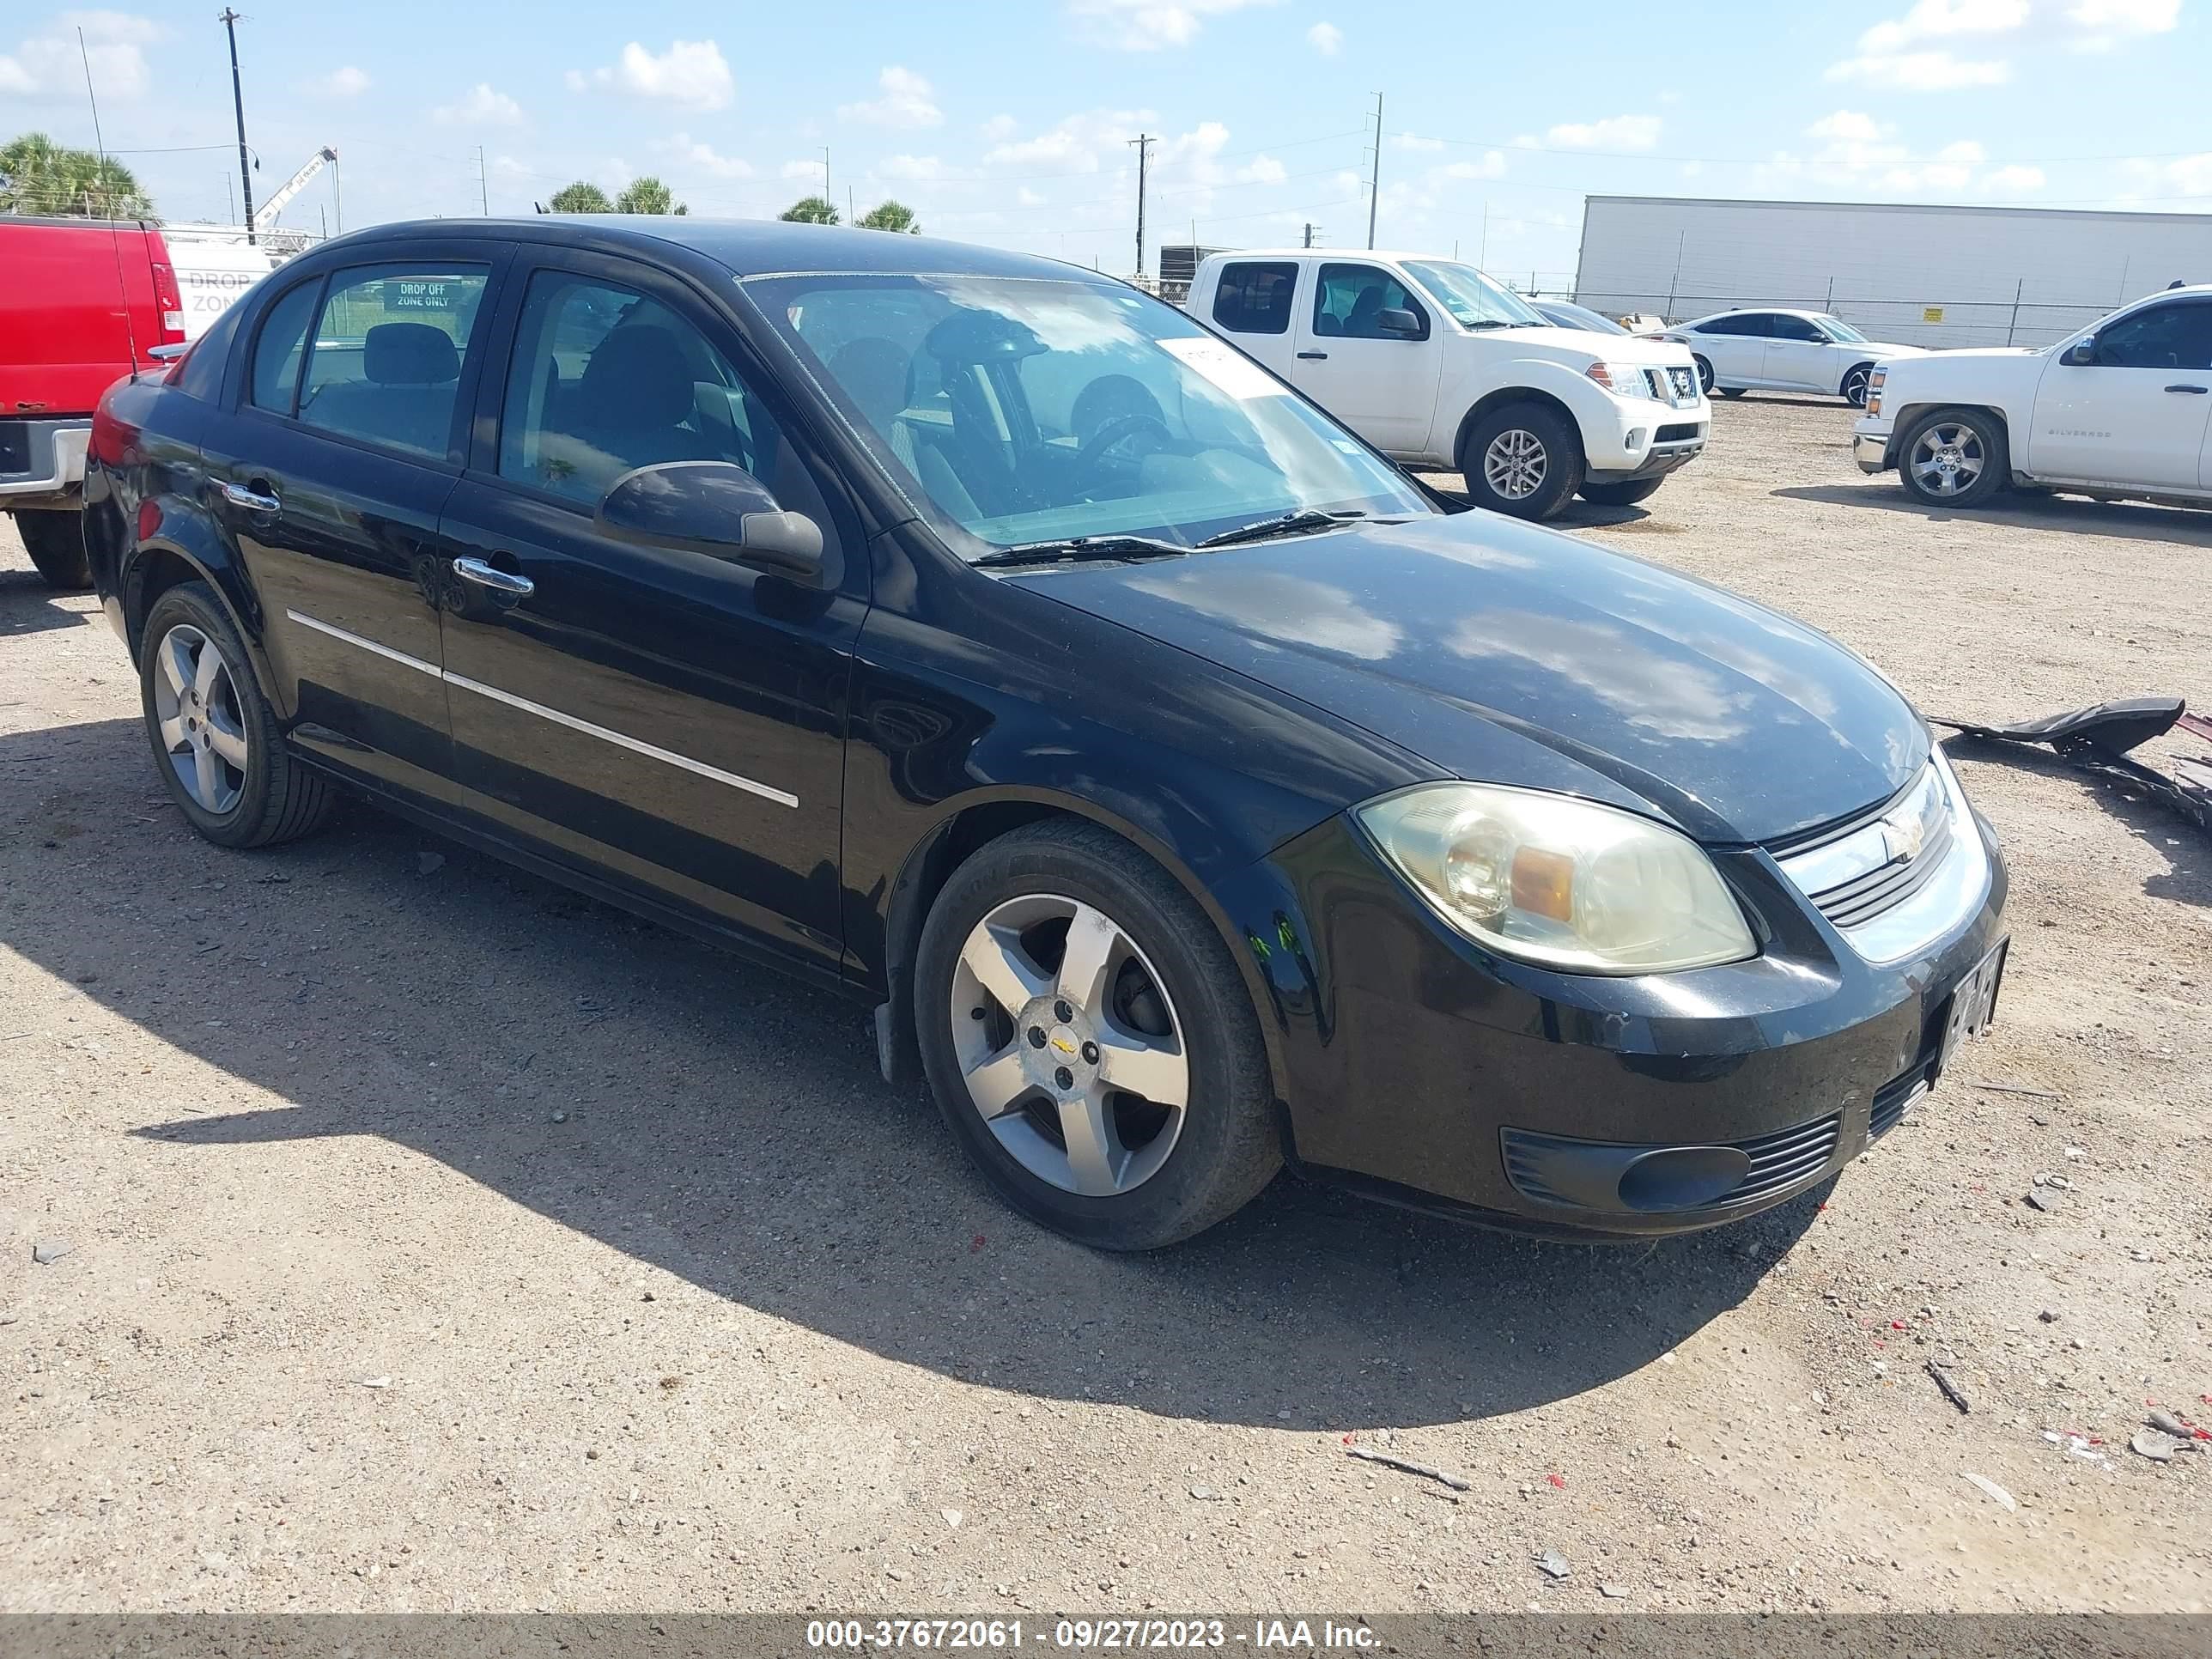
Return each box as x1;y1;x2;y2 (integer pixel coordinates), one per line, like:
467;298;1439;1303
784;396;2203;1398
1855;284;2212;508
1186;251;1709;520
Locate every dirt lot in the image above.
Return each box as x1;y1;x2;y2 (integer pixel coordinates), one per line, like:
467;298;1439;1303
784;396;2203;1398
3;395;2209;1613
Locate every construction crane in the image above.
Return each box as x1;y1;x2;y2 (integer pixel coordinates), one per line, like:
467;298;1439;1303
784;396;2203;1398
252;147;337;232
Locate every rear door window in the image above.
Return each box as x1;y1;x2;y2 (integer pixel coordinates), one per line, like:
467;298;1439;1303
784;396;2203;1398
248;280;321;414
1699;313;1770;337
296;265;490;459
1210;261;1300;335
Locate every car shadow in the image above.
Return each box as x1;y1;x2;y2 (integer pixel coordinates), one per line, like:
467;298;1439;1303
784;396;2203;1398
0;568;94;638
1713;392;1851;411
1411;481;1656;532
4;715;1820;1430
1775;482;2212;545
1947;738;2210;911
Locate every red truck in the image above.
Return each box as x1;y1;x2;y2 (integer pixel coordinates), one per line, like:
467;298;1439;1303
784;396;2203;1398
3;216;186;588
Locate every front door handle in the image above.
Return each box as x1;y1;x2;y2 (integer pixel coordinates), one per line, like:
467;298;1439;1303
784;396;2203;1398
452;556;535;598
2165;384;2209;394
221;479;281;514
1297;350;1328;361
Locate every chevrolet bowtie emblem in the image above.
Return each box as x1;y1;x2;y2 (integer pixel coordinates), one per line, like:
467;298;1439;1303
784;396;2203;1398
1881;807;1928;865
1048;1036;1078;1055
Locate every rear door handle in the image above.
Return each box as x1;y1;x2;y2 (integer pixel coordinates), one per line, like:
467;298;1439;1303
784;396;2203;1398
452;556;535;597
221;479;281;514
2165;384;2209;393
1297;350;1328;361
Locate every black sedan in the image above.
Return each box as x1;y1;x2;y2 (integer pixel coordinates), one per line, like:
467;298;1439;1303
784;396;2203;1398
82;219;2007;1249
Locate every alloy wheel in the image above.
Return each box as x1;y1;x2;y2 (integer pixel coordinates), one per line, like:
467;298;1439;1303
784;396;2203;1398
948;893;1189;1198
1843;367;1871;406
1483;428;1548;501
1908;422;1985;497
152;623;249;813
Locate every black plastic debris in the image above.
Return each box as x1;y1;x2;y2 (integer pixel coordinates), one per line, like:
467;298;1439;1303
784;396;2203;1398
1933;698;2212;832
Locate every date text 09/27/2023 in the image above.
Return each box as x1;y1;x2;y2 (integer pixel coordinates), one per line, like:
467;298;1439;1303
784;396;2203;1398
805;1619;1380;1651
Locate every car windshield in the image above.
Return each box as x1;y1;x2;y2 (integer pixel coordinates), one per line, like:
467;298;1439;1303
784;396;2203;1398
1400;260;1547;331
1813;314;1867;342
1543;302;1626;336
745;272;1431;557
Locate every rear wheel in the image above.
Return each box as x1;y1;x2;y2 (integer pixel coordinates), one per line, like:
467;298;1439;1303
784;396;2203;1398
1578;477;1665;507
915;820;1280;1250
1898;407;2008;509
14;509;91;590
1841;362;1876;407
1460;401;1583;521
139;581;337;848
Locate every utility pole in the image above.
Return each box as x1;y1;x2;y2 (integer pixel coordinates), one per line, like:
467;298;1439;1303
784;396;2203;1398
477;146;489;215
823;146;832;211
1303;222;1317;248
1366;92;1382;249
332;150;342;234
1129;133;1154;282
219;8;256;243
1480;201;1490;267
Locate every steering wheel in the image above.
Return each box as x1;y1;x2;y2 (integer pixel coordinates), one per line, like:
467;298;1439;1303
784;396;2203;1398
1075;411;1176;479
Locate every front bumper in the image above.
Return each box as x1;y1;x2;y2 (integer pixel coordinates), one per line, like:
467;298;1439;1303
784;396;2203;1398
1583;396;1709;478
0;418;91;507
1853;429;1892;474
1233;778;2008;1238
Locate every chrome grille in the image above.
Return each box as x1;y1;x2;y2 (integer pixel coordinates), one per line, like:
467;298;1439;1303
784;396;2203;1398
1806;805;1955;928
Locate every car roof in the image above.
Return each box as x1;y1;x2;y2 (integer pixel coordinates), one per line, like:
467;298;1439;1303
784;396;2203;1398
1206;247;1462;264
307;216;1115;284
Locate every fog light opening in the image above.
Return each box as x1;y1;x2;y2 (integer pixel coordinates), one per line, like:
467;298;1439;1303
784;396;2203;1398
1616;1146;1753;1212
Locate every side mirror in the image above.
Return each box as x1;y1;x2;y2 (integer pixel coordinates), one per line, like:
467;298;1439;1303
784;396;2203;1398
595;461;824;580
2063;338;2098;367
1375;307;1423;337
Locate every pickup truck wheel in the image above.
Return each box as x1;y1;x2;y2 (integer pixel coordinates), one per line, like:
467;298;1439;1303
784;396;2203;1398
1578;477;1665;507
13;509;92;591
1461;402;1583;521
1898;407;2008;509
1841;363;1876;407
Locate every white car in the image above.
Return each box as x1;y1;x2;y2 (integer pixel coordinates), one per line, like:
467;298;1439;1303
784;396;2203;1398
1854;285;2212;509
1187;251;1709;520
1661;307;1924;406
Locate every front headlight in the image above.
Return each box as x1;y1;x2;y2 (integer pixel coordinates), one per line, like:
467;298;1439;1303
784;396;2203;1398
1584;360;1657;399
1355;783;1758;975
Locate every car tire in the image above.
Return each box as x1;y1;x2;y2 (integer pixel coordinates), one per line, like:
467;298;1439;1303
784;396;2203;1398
1896;406;2008;510
1460;401;1584;521
1692;355;1715;394
1715;386;1744;398
914;818;1281;1251
1577;477;1665;507
139;580;337;848
1841;362;1876;407
14;508;92;590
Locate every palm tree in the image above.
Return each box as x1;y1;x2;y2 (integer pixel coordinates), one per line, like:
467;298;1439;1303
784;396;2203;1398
857;198;920;234
615;177;686;216
778;195;839;225
548;180;611;213
0;132;152;218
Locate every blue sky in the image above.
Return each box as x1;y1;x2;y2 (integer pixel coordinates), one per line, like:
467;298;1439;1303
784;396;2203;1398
3;1;2207;284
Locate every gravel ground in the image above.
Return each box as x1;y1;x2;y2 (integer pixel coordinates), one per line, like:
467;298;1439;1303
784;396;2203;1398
3;394;2209;1613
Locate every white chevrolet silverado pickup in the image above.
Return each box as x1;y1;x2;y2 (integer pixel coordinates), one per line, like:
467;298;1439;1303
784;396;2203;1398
1855;285;2212;509
1187;250;1709;520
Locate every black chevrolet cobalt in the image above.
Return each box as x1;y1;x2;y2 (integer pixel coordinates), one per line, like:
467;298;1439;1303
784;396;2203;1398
82;219;2007;1249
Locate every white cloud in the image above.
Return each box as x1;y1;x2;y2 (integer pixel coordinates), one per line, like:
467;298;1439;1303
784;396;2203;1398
1239;154;1287;185
1762;114;2003;194
663;133;753;179
985;108;1154;171
838;65;942;128
573;40;732;112
1436;150;1507;181
1544;114;1662;151
879;154;950;181
0;10;162;100
781;158;828;182
1307;20;1343;53
2066;0;2179;49
1858;0;2027;53
317;64;371;98
1807;109;1888;143
1826;49;2011;88
981;113;1018;141
434;82;524;127
1065;0;1281;52
1392;132;1445;152
2135;152;2212;197
1981;163;2045;193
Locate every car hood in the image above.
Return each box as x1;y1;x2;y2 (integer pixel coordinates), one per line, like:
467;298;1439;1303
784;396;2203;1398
1862;341;1929;358
1009;515;1926;845
1488;325;1695;366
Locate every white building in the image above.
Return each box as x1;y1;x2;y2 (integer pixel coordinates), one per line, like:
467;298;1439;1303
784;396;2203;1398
1573;195;2212;349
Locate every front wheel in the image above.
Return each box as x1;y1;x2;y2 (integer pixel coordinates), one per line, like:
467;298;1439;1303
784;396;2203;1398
1578;477;1665;507
1460;401;1584;521
139;581;337;848
1692;355;1715;395
1841;363;1875;407
14;509;92;590
1898;407;2008;509
915;820;1280;1250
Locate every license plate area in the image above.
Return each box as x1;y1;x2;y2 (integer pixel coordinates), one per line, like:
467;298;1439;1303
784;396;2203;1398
1935;938;2008;1075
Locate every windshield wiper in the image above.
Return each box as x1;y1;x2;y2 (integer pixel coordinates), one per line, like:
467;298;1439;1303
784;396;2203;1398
1195;508;1372;550
970;533;1192;569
